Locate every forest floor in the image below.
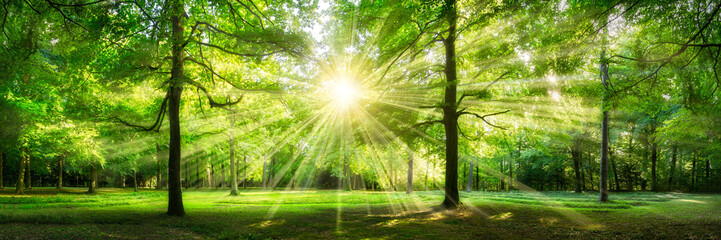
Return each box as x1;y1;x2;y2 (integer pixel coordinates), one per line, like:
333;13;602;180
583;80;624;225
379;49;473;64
0;188;720;239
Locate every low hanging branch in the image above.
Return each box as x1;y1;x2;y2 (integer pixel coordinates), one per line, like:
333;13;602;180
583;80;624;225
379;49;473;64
112;91;170;132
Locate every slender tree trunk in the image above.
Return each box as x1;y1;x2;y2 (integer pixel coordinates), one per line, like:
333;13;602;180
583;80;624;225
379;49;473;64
668;146;677;189
407;154;413;194
25;156;31;189
88;163;97;193
424;160;429;191
229;137;238;195
221;163;225;189
508;157;514;190
166;0;185;217
611;150;619;191
500;158;505;191
133;169;138;192
262;160;267;190
243;155;247;189
16;148;26;194
691;150;697;192
572;140;582;193
650;123;658;192
0;149;4;190
195;163;200;188
466;162;473;192
156;142;163;190
440;0;460;209
57;158;63;190
599;50;610;202
475;166;479;191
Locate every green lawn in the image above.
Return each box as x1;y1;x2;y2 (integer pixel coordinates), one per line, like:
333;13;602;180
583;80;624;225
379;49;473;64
1;188;720;239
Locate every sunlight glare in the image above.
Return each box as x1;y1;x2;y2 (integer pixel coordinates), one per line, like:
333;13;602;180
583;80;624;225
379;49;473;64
330;79;361;108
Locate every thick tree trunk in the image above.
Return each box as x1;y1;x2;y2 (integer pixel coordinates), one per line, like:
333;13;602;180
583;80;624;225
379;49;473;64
466;162;473;192
57;158;63;190
88;163;97;193
668;146;677;188
407;154;413;194
166;0;186;216
440;0;460;209
229;137;238;195
16;148;26;194
25;157;31;189
599;50;610;202
650;123;658;192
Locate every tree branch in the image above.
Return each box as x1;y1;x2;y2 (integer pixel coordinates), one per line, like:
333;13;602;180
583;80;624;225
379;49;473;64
112;91;170;132
457;109;510;130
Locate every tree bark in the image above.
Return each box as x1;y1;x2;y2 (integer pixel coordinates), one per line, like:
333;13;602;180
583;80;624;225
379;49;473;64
16;148;26;194
57;157;63;190
88;163;97;193
405;155;413;193
166;0;186;217
599;50;610;202
229;136;238;195
508;155;514;190
221;163;225;188
500;158;505;190
440;0;460;209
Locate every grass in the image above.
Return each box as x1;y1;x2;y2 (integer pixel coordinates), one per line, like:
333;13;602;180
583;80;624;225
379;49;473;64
1;187;720;239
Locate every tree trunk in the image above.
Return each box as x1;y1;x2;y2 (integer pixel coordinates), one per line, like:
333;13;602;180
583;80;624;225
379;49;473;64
611;150;619;191
156;142;163;190
466;162;473;192
475;166;479;191
229;137;238;195
599;50;610;202
508;156;514;190
650;122;658;192
195;163;200;188
221;163;225;188
133;169;138;192
572;139;582;193
16;148;26;194
243;155;247;189
262;160;267;190
424;160;429;191
668;146;677;189
691;150;697;192
166;0;186;216
407;154;413;194
500;158;505;191
0;149;4;189
57;158;63;190
440;0;460;209
88;163;97;193
25;156;31;189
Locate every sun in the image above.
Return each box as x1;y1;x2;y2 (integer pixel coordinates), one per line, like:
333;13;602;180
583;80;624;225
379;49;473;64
329;79;361;108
